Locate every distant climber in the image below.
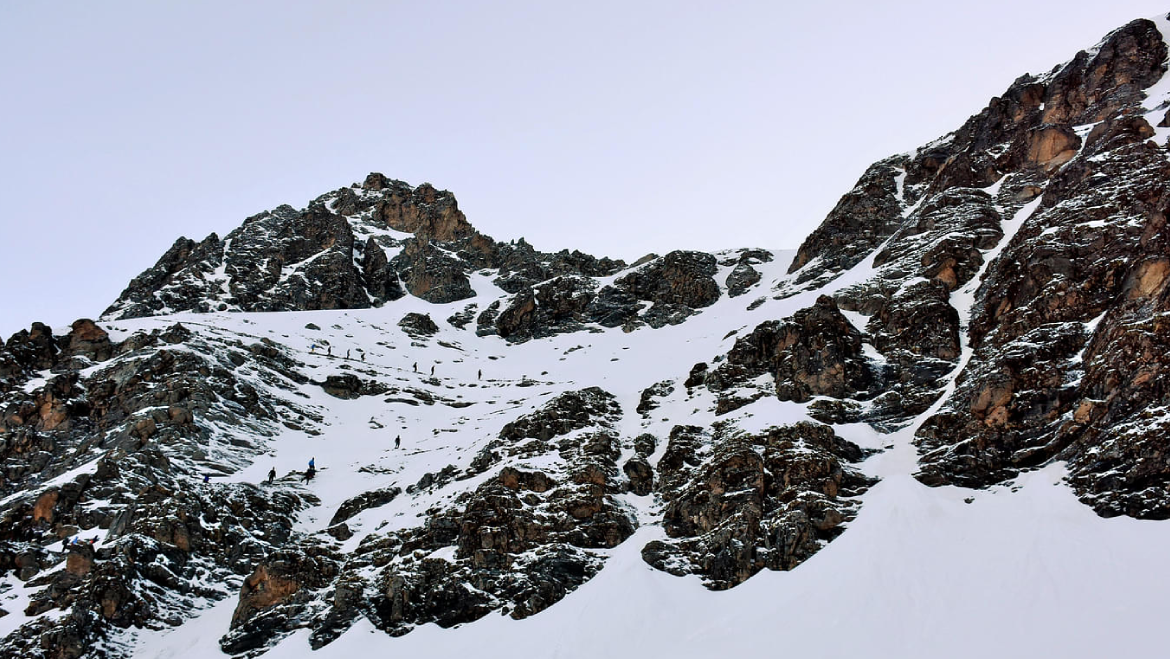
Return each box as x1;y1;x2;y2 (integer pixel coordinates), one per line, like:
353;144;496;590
311;343;318;353
302;466;316;483
203;475;210;484
430;365;435;376
309;457;316;469
413;362;417;372
346;349;351;359
327;346;332;357
477;369;482;380
395;435;401;449
361;352;366;362
267;467;276;484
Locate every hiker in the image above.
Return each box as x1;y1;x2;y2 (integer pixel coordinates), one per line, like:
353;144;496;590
477;369;482;380
62;537;71;553
267;467;276;484
310;343;318;353
413;362;417;372
302;467;316;483
361;352;366;362
395;435;401;449
346;349;351;359
203;475;210;484
327;346;332;357
309;457;316;469
430;365;435;376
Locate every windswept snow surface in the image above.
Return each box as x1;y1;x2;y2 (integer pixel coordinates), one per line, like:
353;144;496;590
115;240;1170;659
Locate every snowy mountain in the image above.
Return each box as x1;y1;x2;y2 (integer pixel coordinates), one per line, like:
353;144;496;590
4;13;1170;659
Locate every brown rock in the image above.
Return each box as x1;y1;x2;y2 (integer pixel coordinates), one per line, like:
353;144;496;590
1126;258;1170;299
168;406;194;425
1024;125;1082;171
134;417;158;440
1073;399;1103;424
375;180;475;242
498;467;556;493
32;489;58;523
391;238;475;304
35;390;70;431
231;564;301;627
59;319;114;362
65;544;94;577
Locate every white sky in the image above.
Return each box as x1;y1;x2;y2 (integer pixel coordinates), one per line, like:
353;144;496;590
2;0;1167;340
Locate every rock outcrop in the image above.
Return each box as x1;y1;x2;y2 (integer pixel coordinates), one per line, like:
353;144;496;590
223;387;638;650
643;423;872;588
3;13;1170;659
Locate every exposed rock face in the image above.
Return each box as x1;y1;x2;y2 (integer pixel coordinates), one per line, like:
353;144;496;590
484;249;728;342
775;17;1170;518
643;423;872;588
608;250;720;328
364;176;476;242
788;18;1165;288
2;323;59;381
319;374;389;400
227;204;366;312
101;178;643;341
499;388;621;441
101;178;483;318
100;172;755;344
493;276;599;341
104;236;225;319
330;487;402;527
726;262;762;297
0;318;322;658
397;313;439;339
223;550;340;654
788;158;906;283
58;320;113;364
361;236;405;304
490;239;625;294
706;296;874;406
6;471;312;659
4;14;1170;659
916;126;1170;516
616;250;720;309
390;238;475;304
1037;19;1167;125
772;296;874;402
229;387;640;649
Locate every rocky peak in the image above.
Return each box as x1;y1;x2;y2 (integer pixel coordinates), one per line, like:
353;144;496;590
361;174;476;242
788;17;1168;289
5;12;1170;659
101;175;485;320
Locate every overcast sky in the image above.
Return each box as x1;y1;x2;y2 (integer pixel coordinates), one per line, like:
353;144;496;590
2;0;1167;339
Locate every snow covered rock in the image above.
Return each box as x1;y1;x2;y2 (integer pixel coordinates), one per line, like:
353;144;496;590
5;12;1170;659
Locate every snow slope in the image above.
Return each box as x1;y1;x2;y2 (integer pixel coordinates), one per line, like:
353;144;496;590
13;14;1170;654
98;229;1170;659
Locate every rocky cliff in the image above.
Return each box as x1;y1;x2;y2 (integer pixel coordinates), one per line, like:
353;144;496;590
2;13;1170;659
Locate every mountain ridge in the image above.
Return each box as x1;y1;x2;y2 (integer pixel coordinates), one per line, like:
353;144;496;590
2;12;1170;659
